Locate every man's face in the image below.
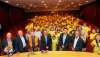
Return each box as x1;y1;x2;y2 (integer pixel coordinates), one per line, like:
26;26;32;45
75;31;80;37
6;33;12;40
96;35;100;41
83;23;87;26
92;29;96;33
44;30;47;35
18;30;23;36
63;29;67;34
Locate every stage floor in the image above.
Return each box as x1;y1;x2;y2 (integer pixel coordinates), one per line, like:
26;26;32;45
0;51;100;57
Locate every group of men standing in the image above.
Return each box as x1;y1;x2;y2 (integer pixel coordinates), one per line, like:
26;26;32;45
1;28;85;55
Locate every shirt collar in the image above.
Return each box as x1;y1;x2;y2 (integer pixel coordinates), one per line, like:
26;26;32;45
75;36;79;39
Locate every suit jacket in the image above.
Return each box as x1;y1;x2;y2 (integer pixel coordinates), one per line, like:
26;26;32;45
1;39;15;54
72;36;85;51
2;39;14;50
14;35;29;52
40;34;52;51
58;33;72;51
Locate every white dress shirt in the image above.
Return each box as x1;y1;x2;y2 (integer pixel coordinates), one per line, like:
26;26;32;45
7;40;12;47
45;36;48;45
20;36;26;48
73;37;79;48
63;34;66;45
34;31;42;40
4;39;13;53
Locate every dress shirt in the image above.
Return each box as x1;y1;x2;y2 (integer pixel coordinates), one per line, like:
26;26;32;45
63;34;66;45
45;35;48;45
20;36;26;48
34;31;42;40
73;37;79;48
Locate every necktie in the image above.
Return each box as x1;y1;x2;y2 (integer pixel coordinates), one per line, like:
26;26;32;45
29;35;32;47
34;36;38;47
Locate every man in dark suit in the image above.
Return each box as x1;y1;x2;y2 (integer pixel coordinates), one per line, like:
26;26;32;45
72;30;85;51
2;32;14;54
40;30;52;51
58;28;71;51
14;30;29;53
0;47;2;55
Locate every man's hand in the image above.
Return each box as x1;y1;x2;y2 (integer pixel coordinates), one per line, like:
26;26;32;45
46;46;48;49
72;48;75;51
62;45;64;48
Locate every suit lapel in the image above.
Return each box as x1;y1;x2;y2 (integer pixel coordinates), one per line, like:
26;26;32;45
75;37;80;48
18;36;24;48
63;34;67;45
5;40;8;47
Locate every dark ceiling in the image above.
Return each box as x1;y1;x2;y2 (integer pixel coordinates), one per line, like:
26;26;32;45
1;0;96;12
